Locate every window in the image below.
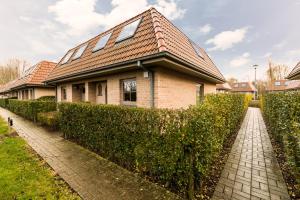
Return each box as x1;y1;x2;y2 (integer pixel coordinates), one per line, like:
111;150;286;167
241;83;246;87
122;79;136;104
116;18;142;42
61;87;67;100
191;41;204;58
97;83;103;96
234;84;239;88
93;32;112;52
61;50;74;64
274;81;281;86
196;84;204;104
285;81;289;86
72;44;88;60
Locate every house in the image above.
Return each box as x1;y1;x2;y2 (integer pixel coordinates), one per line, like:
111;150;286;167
0;61;57;100
230;82;257;95
216;83;232;93
45;8;225;109
265;80;289;92
287;61;300;80
285;80;300;91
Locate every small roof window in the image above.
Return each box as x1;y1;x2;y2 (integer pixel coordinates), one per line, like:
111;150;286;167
191;41;204;58
93;32;112;52
274;81;281;86
61;50;74;64
116;18;142;42
72;44;88;60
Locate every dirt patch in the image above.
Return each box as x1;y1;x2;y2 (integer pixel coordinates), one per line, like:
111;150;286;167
266;128;300;199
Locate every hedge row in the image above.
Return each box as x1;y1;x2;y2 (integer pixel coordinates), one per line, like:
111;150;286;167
6;99;57;122
261;92;300;184
59;94;250;196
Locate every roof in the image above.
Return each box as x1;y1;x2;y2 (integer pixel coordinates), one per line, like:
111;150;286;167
286;80;300;90
0;80;17;94
230;82;257;92
287;61;300;80
46;8;225;83
216;83;232;91
0;61;56;93
265;80;288;91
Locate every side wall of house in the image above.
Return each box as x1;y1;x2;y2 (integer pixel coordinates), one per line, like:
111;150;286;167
34;88;55;99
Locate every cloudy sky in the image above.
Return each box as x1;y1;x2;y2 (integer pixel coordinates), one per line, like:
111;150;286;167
0;0;299;81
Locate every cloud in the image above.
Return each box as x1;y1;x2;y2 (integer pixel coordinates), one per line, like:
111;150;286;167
206;27;248;51
273;40;287;49
48;0;186;36
198;24;212;35
230;52;251;67
263;52;272;58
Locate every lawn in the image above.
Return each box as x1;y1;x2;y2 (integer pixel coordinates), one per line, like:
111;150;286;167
0;117;81;199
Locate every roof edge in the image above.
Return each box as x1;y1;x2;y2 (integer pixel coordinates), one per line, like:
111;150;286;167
150;8;167;52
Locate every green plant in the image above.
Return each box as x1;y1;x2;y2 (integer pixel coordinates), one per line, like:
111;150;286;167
262;92;300;187
58;94;249;197
37;111;60;130
36;96;56;102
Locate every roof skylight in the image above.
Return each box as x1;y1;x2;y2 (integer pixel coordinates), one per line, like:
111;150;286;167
93;32;112;52
72;44;88;60
191;42;204;58
61;50;74;64
116;18;142;42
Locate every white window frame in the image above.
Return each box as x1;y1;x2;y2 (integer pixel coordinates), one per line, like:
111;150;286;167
116;18;142;43
93;32;112;52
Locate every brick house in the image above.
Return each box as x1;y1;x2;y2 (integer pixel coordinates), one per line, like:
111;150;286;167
286;80;300;91
265;80;289;92
0;61;57;100
230;82;257;95
287;61;300;80
216;83;232;93
45;8;225;109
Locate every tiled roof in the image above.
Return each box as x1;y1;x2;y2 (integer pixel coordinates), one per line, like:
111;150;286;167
230;82;257;92
287;61;300;79
216;83;232;90
0;61;56;93
265;80;288;91
46;8;224;83
286;80;300;90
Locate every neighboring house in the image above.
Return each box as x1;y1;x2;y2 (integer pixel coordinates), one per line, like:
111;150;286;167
216;83;232;93
285;80;300;91
0;61;57;100
230;82;257;95
265;80;289;92
0;80;18;98
287;61;300;80
45;8;225;109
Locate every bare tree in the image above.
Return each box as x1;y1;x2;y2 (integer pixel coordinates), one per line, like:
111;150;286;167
227;77;238;85
266;59;289;82
0;58;30;84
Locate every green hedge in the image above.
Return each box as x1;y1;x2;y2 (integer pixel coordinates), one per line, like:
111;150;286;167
7;99;57;122
37;111;60;131
261;92;300;184
59;94;250;196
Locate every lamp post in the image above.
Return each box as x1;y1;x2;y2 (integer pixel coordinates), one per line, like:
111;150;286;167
253;64;258;100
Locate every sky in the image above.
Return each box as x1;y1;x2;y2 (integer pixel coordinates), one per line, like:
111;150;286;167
0;0;299;81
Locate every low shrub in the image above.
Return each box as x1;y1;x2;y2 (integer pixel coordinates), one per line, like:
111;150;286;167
37;111;60;131
59;94;249;196
0;99;9;108
7;99;57;122
262;92;300;185
249;100;260;108
36;96;56;102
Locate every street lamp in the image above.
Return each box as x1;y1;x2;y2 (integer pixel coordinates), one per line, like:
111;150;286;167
253;64;258;100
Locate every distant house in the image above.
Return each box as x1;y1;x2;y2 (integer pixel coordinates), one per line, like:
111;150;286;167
0;61;56;100
230;82;257;95
285;80;300;91
216;83;232;93
287;61;300;80
265;80;289;92
45;8;225;109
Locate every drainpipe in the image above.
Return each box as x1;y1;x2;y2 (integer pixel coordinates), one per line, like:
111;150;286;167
137;61;154;108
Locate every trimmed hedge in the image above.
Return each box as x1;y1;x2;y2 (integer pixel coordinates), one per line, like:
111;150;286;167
36;96;56;102
37;111;60;131
261;92;300;184
7;99;57;122
59;94;250;196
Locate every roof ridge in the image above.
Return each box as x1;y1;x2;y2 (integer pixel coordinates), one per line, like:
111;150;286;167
150;8;167;52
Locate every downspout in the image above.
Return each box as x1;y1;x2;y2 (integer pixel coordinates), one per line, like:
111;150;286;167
137;61;154;108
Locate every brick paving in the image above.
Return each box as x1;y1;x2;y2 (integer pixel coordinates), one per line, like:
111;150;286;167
212;108;290;200
0;108;181;200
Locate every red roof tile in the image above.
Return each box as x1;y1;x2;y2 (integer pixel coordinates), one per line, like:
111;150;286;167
265;80;288;91
287;61;300;80
230;82;257;92
46;8;224;83
216;83;232;91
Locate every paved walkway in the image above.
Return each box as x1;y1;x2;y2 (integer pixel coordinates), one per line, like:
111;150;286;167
0;108;180;200
213;108;290;200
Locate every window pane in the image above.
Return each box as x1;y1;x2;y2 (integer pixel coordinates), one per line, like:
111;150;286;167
122;79;137;102
131;91;136;102
116;18;142;42
191;41;204;58
93;32;112;52
72;44;88;60
124;92;131;101
61;50;74;64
